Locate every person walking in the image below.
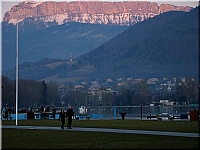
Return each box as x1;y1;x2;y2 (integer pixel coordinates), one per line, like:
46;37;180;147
66;106;74;129
52;106;56;121
5;108;8;120
59;109;65;130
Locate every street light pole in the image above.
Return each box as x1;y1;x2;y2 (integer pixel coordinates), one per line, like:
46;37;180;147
16;5;19;126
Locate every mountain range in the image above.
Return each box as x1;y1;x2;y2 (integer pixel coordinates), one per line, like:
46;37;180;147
2;1;192;73
2;1;198;84
4;1;192;26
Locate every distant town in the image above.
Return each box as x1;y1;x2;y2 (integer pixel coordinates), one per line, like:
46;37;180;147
57;76;199;107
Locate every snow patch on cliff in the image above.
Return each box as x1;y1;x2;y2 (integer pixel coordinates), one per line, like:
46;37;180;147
8;12;159;26
8;18;25;25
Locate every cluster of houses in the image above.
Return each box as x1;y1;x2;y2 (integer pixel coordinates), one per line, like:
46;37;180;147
58;77;197;106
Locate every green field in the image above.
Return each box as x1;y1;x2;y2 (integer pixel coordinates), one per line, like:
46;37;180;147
2;119;199;149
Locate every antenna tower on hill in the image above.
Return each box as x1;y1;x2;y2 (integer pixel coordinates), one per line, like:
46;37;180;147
70;53;73;62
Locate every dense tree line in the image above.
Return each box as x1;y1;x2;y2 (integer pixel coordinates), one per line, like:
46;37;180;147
1;76;199;109
1;76;59;108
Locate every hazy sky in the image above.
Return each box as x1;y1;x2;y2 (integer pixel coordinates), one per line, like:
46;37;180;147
0;0;199;21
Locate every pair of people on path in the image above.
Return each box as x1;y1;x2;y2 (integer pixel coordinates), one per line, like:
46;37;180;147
59;106;74;129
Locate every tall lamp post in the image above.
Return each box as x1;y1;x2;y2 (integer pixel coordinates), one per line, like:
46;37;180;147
15;5;19;126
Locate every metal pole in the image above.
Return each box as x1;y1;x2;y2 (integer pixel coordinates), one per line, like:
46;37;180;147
16;5;18;126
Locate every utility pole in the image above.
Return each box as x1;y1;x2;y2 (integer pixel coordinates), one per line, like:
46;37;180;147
15;5;19;126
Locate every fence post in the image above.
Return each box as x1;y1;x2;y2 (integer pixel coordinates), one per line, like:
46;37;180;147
114;106;116;119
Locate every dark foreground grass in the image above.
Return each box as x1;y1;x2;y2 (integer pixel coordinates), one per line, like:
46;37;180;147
2;119;200;149
2;128;199;149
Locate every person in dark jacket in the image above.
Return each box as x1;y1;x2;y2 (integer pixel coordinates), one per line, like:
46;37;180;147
52;107;56;121
66;106;74;129
59;109;65;130
5;108;8;120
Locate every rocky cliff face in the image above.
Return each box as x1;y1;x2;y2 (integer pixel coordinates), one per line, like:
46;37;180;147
3;1;192;26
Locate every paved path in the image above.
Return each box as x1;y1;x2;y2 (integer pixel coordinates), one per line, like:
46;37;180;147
2;125;199;138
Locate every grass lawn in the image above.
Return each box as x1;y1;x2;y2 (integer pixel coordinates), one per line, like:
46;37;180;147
2;119;199;133
1;119;200;149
